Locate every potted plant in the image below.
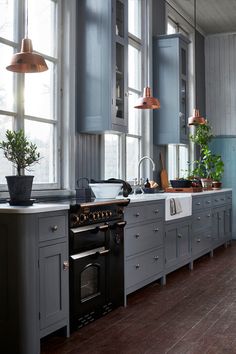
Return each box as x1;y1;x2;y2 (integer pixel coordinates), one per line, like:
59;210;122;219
190;121;224;190
0;129;40;205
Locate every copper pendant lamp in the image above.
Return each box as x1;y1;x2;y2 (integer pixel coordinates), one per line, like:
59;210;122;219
6;0;48;73
134;87;160;110
188;0;206;126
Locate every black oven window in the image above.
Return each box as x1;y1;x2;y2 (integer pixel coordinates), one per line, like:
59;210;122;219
81;264;100;301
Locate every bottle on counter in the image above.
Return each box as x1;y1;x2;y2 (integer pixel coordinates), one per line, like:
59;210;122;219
144;178;150;188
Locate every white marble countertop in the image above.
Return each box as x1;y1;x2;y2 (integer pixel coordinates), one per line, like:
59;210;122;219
120;188;232;203
0;203;70;214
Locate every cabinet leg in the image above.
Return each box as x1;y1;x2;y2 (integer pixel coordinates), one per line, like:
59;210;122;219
189;261;193;271
210;250;214;258
160;275;166;286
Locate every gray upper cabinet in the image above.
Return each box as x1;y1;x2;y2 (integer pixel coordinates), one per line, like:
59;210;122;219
153;34;190;145
76;0;128;134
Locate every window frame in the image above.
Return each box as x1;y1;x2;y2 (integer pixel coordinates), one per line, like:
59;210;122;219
0;0;62;192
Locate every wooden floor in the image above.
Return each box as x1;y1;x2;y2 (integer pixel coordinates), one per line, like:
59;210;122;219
41;241;236;354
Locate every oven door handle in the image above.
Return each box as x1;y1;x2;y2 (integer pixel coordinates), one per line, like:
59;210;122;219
70;247;110;260
110;221;127;229
71;223;108;234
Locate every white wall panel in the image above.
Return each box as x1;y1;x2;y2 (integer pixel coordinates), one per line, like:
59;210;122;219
205;33;236;135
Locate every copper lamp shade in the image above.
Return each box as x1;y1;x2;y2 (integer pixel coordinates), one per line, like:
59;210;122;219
6;38;48;73
188;109;206;126
134;87;160;110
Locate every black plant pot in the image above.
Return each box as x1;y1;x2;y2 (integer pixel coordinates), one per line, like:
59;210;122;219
6;175;34;206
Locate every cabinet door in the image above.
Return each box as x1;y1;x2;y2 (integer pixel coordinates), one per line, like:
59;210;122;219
39;242;69;331
177;222;191;262
165;225;178;269
224;206;232;240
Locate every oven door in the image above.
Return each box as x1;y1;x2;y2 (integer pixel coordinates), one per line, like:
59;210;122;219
70;246;110;318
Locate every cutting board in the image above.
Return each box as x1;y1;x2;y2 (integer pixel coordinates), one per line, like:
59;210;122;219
160;152;169;189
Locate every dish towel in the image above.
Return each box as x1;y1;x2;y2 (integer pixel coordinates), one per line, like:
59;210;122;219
169;198;183;215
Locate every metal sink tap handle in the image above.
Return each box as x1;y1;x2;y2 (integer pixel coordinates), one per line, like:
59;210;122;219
137;156;156;186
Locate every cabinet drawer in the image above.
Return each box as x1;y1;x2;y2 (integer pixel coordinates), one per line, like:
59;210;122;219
192;210;212;232
212;193;226;206
192;230;211;256
125;201;164;225
39;214;67;242
192;196;212;210
125;221;163;257
125;248;163;288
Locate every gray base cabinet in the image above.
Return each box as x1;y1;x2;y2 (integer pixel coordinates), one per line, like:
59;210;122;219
0;210;69;354
124;200;165;298
165;219;191;274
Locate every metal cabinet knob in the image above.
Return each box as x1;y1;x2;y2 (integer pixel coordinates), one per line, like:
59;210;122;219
178;234;182;238
153;256;159;261
135;233;140;238
197;238;201;243
63;261;69;271
197;217;201;220
135;212;140;217
51;225;58;232
153;228;159;232
135;264;140;269
206;200;211;204
154;209;159;214
196;202;201;205
207;214;211;217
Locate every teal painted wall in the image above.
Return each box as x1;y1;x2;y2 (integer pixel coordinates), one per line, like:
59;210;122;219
211;136;236;238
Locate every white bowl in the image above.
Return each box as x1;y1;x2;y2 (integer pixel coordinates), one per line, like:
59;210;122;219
89;183;123;199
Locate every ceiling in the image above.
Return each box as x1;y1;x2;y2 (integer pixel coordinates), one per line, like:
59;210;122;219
170;0;236;35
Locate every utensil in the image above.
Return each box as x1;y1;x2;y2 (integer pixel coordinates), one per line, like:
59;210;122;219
160;152;169;189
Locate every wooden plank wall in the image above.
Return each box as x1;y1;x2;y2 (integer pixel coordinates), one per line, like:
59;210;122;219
205;33;236;135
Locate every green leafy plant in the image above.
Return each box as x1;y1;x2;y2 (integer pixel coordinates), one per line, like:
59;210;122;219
190;121;224;181
0;129;40;176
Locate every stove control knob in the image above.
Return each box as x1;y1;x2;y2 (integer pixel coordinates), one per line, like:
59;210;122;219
93;212;98;220
105;211;110;218
102;211;106;218
71;214;80;226
98;211;103;219
89;213;94;221
80;213;86;223
118;208;124;215
108;211;112;217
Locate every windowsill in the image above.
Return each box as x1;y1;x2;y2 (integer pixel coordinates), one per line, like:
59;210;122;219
0;189;75;202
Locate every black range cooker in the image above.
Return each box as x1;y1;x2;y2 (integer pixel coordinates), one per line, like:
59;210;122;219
69;198;129;330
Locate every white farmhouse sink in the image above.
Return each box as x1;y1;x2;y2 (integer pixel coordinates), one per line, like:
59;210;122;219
165;193;192;221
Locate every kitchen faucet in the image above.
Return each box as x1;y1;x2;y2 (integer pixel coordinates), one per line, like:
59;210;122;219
138;156;156;186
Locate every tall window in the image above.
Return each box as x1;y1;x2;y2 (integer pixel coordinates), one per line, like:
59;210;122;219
104;0;144;181
167;18;189;180
0;0;60;188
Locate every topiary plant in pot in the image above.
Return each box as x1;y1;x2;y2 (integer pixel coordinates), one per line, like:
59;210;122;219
0;129;40;205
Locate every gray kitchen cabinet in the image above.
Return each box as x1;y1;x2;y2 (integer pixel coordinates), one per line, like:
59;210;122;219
153;33;190;145
0;209;69;354
76;0;128;134
39;213;69;339
164;218;191;274
124;200;165;297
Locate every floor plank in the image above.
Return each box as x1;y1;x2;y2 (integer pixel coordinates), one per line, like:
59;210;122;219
41;242;236;354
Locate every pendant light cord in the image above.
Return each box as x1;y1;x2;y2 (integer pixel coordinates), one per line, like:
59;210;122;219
25;0;28;38
194;0;197;108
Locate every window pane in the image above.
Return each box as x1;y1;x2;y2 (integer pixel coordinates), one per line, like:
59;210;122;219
128;45;141;91
0;0;15;41
104;134;119;179
0;115;14;183
28;0;57;56
24;61;55;119
0;44;14;112
128;0;141;39
168;145;177;180
126;136;139;181
167;20;176;34
25;120;56;183
128;91;141;135
179;145;189;178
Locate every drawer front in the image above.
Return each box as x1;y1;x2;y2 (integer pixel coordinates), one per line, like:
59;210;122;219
125;248;163;288
125;201;164;225
39;214;67;242
225;192;232;204
192;196;212;211
212;193;226;206
125;221;163;257
192;230;211;256
192;210;212;232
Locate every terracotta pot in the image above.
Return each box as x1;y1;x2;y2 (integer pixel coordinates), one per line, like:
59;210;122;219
212;181;222;190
